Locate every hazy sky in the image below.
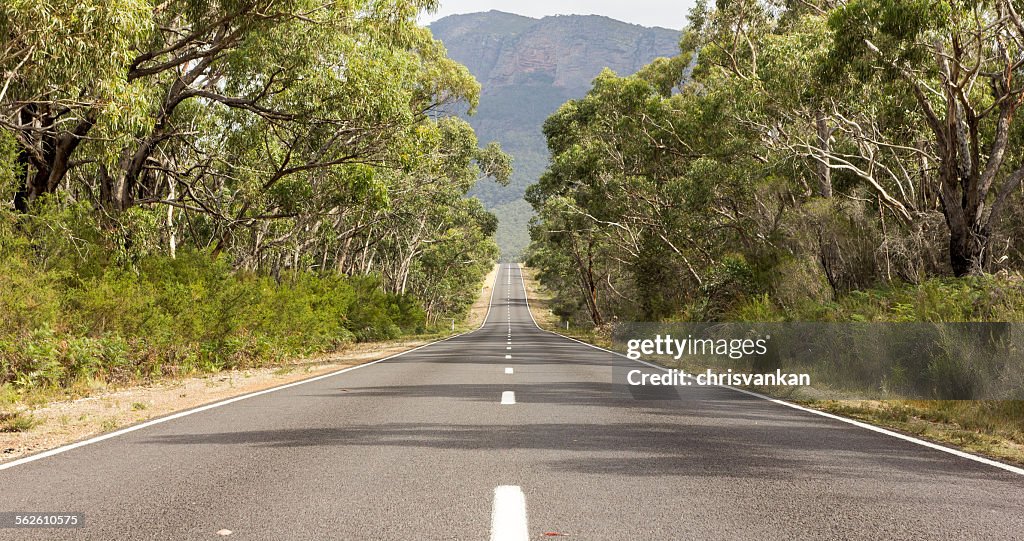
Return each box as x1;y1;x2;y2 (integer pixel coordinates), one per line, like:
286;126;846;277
420;0;695;30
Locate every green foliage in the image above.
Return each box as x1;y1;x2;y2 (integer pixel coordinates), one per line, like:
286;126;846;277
0;1;503;397
0;411;37;432
729;276;1024;324
528;0;1024;326
0;131;18;201
430;13;682;259
0;206;439;391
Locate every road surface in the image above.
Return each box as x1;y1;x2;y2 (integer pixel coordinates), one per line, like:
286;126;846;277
1;264;1021;540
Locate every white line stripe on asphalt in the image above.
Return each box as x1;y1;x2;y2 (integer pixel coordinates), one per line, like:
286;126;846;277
490;485;529;541
0;327;475;472
505;367;514;375
505;354;512;359
512;264;1024;477
501;391;516;405
0;264;513;473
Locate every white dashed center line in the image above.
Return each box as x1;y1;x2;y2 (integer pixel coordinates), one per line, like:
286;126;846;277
501;391;516;405
505;367;514;375
490;485;529;541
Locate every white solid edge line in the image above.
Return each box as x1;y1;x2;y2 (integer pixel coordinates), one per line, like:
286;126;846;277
501;391;516;405
490;485;529;541
513;264;1024;477
0;262;508;472
505;367;514;375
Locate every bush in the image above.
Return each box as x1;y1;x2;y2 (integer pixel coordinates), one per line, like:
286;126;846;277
0;207;433;391
727;274;1024;323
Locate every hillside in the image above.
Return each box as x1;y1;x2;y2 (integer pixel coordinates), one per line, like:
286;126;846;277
430;11;681;260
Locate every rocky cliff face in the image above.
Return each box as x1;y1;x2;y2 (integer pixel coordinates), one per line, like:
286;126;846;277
429;11;681;259
433;11;679;94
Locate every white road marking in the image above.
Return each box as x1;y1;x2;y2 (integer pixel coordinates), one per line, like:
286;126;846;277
0;265;511;473
506;346;512;350
501;391;516;405
0;327;478;472
512;263;1024;477
490;485;529;541
505;367;514;375
505;354;512;359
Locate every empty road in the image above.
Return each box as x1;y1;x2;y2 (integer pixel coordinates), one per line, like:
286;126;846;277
1;264;1021;540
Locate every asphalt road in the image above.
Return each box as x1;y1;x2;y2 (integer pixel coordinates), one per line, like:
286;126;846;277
1;264;1021;540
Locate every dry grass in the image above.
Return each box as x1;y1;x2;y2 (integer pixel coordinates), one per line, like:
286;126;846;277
520;266;612;348
0;264;502;464
464;263;500;330
806;399;1024;466
0;340;428;463
0;411;37;433
521;266;1024;468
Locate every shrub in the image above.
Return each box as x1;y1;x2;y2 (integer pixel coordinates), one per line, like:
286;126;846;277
0;207;436;391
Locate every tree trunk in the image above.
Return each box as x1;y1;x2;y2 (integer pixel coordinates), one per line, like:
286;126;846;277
814;111;832;198
571;234;604;326
937;155;990;276
947;221;988;276
13;108;95;211
12;145;33;212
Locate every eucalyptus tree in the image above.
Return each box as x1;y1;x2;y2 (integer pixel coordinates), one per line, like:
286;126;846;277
529;0;1024;330
285;117;508;294
0;0;151;210
0;0;477;216
823;0;1024;275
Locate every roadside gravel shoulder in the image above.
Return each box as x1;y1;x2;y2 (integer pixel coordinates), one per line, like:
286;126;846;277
1;263;501;464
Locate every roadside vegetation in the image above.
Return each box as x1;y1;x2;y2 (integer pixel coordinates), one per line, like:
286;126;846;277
0;1;507;418
523;269;1024;466
524;1;1024;464
528;1;1024;326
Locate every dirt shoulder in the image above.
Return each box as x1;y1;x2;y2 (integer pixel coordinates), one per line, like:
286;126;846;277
521;266;611;347
0;341;420;463
464;263;499;330
1;264;500;465
520;266;1024;468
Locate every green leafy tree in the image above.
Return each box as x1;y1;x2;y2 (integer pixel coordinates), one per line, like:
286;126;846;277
825;0;1024;275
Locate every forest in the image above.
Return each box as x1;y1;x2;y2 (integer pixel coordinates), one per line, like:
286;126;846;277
528;0;1024;326
0;0;507;392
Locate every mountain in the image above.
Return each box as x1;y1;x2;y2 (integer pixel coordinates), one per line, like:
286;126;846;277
430;11;681;260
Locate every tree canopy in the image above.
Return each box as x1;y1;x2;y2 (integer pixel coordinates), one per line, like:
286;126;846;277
528;0;1024;325
0;0;507;327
